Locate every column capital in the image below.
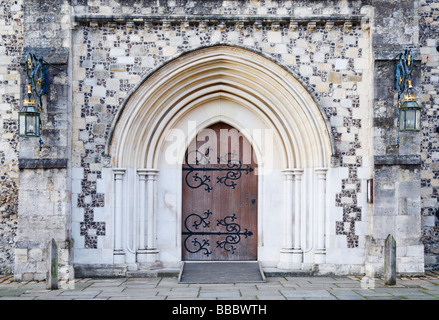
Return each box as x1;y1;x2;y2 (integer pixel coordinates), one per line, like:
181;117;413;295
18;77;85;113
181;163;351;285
137;168;159;180
137;168;159;175
292;168;304;179
281;169;294;182
282;168;304;175
281;168;295;174
315;167;328;178
113;168;126;179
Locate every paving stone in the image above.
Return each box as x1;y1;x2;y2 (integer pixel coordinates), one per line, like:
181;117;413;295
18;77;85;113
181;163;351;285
256;295;287;300
198;291;241;299
0;289;28;297
34;295;77;300
281;289;334;299
166;296;202;300
57;290;102;297
121;288;160;295
0;296;37;300
108;296;167;300
331;294;367;300
352;289;394;298
365;296;410;300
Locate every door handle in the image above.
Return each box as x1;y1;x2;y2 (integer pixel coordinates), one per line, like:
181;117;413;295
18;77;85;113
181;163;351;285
251;199;256;204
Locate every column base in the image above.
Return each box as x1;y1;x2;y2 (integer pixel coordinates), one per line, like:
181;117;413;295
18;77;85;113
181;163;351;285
314;250;326;264
137;249;161;269
113;250;125;264
277;249;303;270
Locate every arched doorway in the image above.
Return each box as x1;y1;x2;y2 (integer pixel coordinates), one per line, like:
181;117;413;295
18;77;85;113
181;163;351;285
106;45;334;270
182;122;258;261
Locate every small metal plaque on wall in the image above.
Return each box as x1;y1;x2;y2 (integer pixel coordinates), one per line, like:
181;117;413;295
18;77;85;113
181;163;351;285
367;179;373;204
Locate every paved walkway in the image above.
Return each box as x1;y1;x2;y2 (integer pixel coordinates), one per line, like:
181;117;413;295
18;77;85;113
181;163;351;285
1;271;439;301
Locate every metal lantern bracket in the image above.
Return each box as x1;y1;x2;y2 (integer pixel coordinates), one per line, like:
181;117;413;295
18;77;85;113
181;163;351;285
26;54;49;95
394;49;414;95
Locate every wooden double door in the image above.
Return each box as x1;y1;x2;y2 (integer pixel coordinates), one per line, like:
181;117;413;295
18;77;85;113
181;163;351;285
182;123;258;261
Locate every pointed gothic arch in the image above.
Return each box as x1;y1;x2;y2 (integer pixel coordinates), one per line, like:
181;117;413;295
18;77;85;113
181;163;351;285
106;45;335;170
106;45;334;269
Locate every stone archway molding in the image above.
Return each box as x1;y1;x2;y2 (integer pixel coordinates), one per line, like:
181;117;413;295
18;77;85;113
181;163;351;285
107;45;334;269
106;45;335;169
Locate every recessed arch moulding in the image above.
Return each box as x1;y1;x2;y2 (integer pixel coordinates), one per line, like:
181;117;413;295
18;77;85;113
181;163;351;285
97;46;351;271
108;46;334;169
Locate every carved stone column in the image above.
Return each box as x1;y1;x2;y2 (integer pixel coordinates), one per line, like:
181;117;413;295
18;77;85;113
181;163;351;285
113;168;126;264
314;168;328;265
292;169;304;263
136;170;148;261
138;169;160;267
278;169;303;269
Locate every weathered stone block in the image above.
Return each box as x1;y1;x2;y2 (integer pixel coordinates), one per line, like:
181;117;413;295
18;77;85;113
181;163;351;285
18;159;68;169
14;249;28;263
374;155;422;165
28;248;43;262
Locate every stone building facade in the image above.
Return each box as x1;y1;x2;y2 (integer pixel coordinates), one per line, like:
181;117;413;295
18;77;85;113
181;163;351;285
0;0;438;281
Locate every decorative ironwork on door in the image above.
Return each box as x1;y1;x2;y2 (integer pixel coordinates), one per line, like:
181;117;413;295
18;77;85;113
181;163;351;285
182;210;254;256
183;149;254;193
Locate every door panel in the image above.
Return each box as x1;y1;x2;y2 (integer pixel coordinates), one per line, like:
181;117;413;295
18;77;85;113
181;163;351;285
182;122;258;261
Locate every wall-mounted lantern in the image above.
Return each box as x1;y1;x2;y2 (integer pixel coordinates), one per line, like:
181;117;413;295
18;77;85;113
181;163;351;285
399;79;422;132
19;53;48;145
394;48;422;144
19;83;40;137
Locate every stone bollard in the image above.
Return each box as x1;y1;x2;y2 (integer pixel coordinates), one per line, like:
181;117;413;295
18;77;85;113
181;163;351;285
46;239;58;290
384;234;396;285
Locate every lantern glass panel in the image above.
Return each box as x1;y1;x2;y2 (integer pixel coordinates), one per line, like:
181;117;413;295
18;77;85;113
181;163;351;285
415;109;421;131
399;110;405;131
405;109;416;131
25;113;39;136
19;113;26;136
